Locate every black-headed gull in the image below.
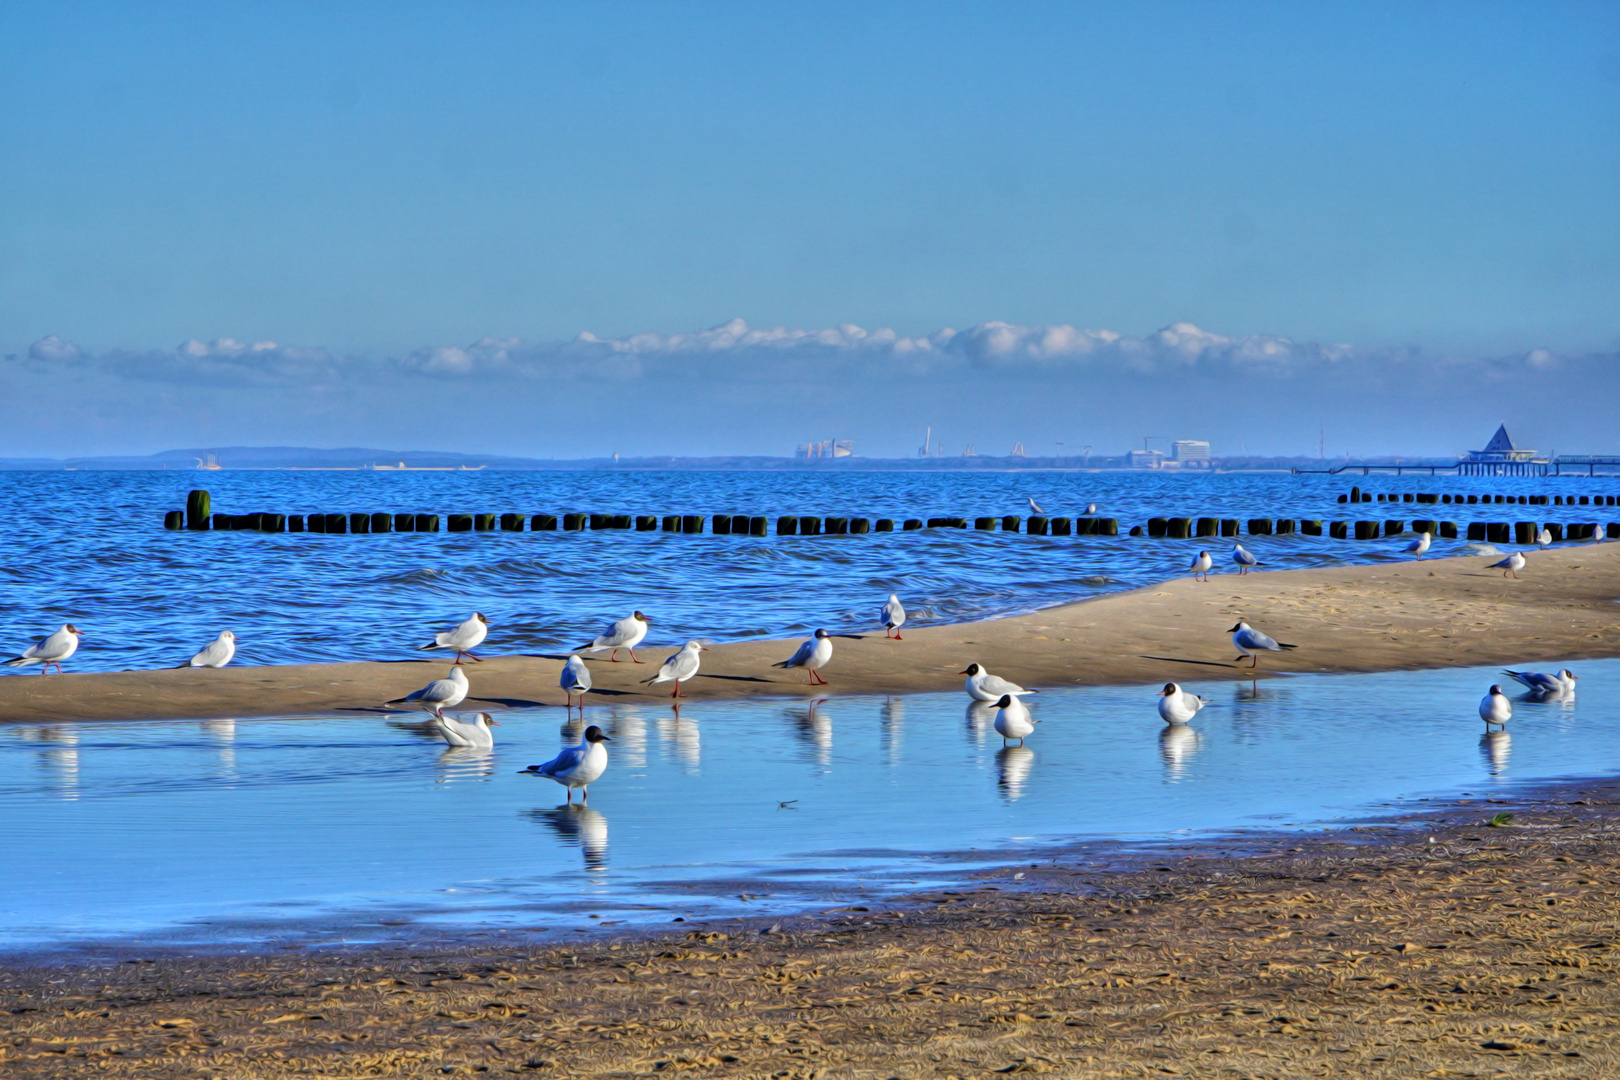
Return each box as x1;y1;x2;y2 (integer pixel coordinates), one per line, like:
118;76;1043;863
579;611;651;662
1502;668;1577;695
181;630;238;669
386;665;470;718
522;725;611;804
436;711;498;748
1028;497;1044;514
960;662;1037;702
774;629;833;685
641;640;706;698
560;654;591;714
993;694;1035;745
1156;682;1208;725
1479;685;1512;729
1489;551;1526;578
882;594;906;639
1403;531;1431;560
5;625;83;674
1189;551;1212;582
418;612;488;664
1230;544;1259;575
1229;620;1296;669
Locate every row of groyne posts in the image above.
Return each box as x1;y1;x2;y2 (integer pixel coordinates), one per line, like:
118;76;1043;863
164;488;1620;542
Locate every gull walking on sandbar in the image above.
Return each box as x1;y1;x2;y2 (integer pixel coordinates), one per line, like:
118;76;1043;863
418;613;488;664
1403;531;1431;561
5;625;83;674
642;640;706;698
560;654;592;715
1229;620;1296;670
882;594;906;639
774;629;833;685
1189;551;1213;582
1231;544;1259;575
387;665;470;718
579;611;651;663
180;630;238;669
1489;551;1526;579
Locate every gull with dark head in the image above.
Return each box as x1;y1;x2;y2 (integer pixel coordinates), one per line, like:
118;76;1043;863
5;625;83;674
1230;544;1259;575
579;611;651;663
1479;684;1512;729
1489;551;1526;579
881;594;906;639
993;694;1035;746
774;629;833;685
1156;682;1208;725
522;725;611;804
418;613;488;664
960;663;1037;702
1229;620;1296;670
436;711;498;748
560;654;592;715
1189;551;1213;582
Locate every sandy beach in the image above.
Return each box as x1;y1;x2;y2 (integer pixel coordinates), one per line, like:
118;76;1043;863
3;543;1618;723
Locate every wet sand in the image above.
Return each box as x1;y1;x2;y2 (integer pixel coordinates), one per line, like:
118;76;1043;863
4;778;1617;1077
3;544;1619;722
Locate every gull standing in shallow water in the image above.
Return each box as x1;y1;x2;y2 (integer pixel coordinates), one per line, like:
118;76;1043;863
642;640;706;698
180;630;238;669
1479;685;1512;729
386;666;470;718
1502;668;1577;695
960;663;1038;702
1489;551;1527;579
1156;682;1208;725
5;625;83;674
882;595;906;639
522;725;611;804
436;711;498;748
1230;544;1259;575
560;655;592;715
774;629;833;685
1229;621;1297;670
1189;551;1213;582
579;611;651;662
1403;531;1432;560
418;613;488;664
993;694;1035;746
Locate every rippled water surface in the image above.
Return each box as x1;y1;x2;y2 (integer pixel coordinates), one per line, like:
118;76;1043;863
1;661;1614;952
1;469;1615;670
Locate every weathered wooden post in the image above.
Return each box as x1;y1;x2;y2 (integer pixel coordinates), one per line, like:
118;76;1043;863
799;516;822;535
713;514;732;535
1274;519;1296;535
1027;515;1050;535
875;518;894;532
532;514;559;531
662;515;680;532
825;517;849;535
1146;517;1167;538
288;515;305;532
350;512;370;534
682;515;704;534
1248;518;1273;535
1167;517;1191;539
1051;517;1072;536
636;515;657;531
212;512;232;531
164;510;183;529
473;513;495;531
1330;521;1348;539
975;517;996;530
903;519;923;530
500;513;523;531
849;518;869;534
777;516;799;535
564;513;586;531
1300;520;1322;536
1002;515;1021;532
1195;517;1218;537
1383;520;1405;536
186;490;211;530
448;514;473;532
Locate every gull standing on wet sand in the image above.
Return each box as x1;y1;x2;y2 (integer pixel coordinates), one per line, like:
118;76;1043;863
960;663;1038;702
642;640;706;698
560;654;592;714
579;611;651;662
386;665;470;718
1156;682;1208;725
522;725;611;804
436;711;498;748
1230;544;1259;575
1479;685;1512;729
418;613;488;664
180;630;238;669
1229;620;1296;670
1189;551;1213;582
1490;551;1527;579
1536;527;1552;548
5;625;83;674
774;629;833;685
993;694;1035;746
1403;531;1431;560
882;594;906;639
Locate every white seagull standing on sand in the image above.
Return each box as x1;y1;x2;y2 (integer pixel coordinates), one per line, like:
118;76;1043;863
960;662;1037;702
386;665;470;718
1502;668;1578;695
5;625;83;674
1403;531;1432;561
180;630;238;668
579;611;651;663
1189;551;1213;582
1479;685;1512;729
993;694;1035;746
418;613;488;664
641;640;706;698
560;654;592;714
436;711;498;748
1536;527;1552;548
1028;497;1044;514
522;725;611;804
1230;544;1260;575
1489;551;1527;579
1229;620;1297;670
1156;682;1208;725
882;594;906;639
774;629;833;685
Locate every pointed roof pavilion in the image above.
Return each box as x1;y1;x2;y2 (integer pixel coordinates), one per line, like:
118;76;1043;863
1467;424;1536;462
1482;424;1516;453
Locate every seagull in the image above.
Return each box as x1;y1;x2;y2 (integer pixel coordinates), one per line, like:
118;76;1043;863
1156;682;1208;725
1403;531;1431;560
1230;544;1259;575
1085;503;1097;515
418;613;488;664
1501;668;1577;695
1229;620;1296;670
1479;684;1512;729
960;662;1038;702
1489;551;1526;579
579;611;651;663
521;725;611;804
436;711;498;748
179;630;238;669
386;665;470;718
1189;550;1213;582
882;594;906;639
560;654;592;715
5;625;83;674
1536;527;1552;548
774;629;833;685
993;694;1035;746
641;640;706;698
1028;497;1044;514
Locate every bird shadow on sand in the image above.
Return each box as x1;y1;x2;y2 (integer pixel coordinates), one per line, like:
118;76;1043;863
695;674;773;684
469;696;549;709
1138;655;1242;668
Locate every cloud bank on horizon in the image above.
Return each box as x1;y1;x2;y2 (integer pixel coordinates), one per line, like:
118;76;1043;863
5;319;1615;461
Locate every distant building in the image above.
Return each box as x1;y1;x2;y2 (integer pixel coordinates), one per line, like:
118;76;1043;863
796;440;853;459
1126;449;1165;469
1171;440;1210;463
1460;424;1540;476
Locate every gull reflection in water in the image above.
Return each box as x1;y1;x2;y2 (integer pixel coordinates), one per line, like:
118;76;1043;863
658;709;701;773
785;699;832;770
965;701;996;747
996;745;1034;801
606;709;647;770
15;726;81;800
201;719;237;781
881;697;905;766
1480;730;1511;778
526;805;609;871
1159;725;1203;782
436;747;496;783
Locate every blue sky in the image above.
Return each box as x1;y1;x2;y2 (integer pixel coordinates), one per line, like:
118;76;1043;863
2;2;1619;457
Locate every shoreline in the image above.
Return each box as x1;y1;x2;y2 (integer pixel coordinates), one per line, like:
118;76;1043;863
2;544;1618;723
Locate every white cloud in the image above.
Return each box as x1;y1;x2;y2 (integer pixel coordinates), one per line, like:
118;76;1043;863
28;334;84;362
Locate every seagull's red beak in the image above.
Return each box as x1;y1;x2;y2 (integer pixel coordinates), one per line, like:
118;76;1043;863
957;669;970;675
1156;689;1168;696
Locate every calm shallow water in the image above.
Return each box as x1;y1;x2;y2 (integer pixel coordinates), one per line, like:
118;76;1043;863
0;469;1615;671
1;660;1614;953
